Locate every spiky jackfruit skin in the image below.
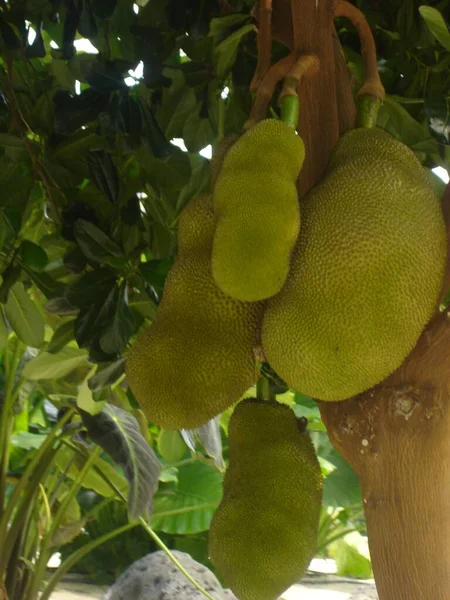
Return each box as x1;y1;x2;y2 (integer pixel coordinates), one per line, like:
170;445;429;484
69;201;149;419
209;399;322;600
262;128;447;401
212;119;305;302
126;195;264;430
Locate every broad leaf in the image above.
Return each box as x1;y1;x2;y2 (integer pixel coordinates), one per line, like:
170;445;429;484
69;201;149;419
3;283;45;348
88;358;126;392
80;404;161;519
48;320;76;353
182;416;224;469
212;24;255;80
75;220;124;262
151;462;223;534
22;348;89;380
419;6;450;51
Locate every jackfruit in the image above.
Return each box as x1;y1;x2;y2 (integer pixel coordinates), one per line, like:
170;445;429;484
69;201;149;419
262;127;446;401
209;398;322;600
212;119;305;301
126;195;264;430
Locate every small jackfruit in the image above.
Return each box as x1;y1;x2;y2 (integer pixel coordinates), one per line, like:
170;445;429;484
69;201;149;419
126;195;264;430
262;127;447;401
212;119;305;301
209;398;323;600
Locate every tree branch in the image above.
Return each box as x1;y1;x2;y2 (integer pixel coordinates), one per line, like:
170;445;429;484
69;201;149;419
334;0;385;101
250;0;273;93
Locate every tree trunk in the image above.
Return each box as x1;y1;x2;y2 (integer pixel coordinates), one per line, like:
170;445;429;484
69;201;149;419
271;1;450;598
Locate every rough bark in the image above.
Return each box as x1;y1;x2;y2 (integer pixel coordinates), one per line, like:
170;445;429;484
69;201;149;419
270;1;450;599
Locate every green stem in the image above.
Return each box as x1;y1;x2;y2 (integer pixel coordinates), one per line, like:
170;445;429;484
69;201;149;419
257;377;274;402
356;95;382;129
0;340;23;514
217;92;225;145
279;92;300;130
25;447;101;600
0;410;74;578
39;521;139;600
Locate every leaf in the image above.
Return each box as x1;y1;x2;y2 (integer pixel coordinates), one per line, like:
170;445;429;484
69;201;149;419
329;532;373;578
183;110;214;153
88;358;126;392
80;404;161;519
0;134;25;149
22;348;89;380
20;241;48;272
65;268;116;309
151;462;223;534
213;24;255;80
419;6;450;51
87;149;120;204
11;431;47;450
23;269;64;299
75;220;124;262
425;94;450;144
378;97;437;153
48;320;76;353
0;309;8;350
99;283;135;354
3;283;45;348
323;451;362;507
182;416;224;469
54;444;128;498
77;375;106;416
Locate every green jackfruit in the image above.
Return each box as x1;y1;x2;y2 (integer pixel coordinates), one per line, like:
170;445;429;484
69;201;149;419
209;398;322;600
262;128;446;401
212;119;305;301
126;195;264;430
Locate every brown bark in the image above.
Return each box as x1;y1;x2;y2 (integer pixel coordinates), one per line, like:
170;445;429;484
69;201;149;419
270;2;450;599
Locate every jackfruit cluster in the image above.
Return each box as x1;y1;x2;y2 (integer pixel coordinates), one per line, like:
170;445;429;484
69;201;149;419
126;195;264;430
262;127;446;400
209;398;323;600
212;119;305;301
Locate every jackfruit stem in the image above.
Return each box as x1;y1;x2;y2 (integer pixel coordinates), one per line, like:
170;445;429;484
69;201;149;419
250;0;273;93
356;96;382;129
278;54;320;129
280;92;299;130
334;1;385;104
257;376;275;402
245;52;299;130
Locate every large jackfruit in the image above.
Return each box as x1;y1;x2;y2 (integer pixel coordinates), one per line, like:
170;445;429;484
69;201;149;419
262;128;447;401
126;195;264;430
212;119;305;302
209;398;322;600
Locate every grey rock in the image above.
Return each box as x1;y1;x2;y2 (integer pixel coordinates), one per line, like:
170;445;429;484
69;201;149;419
103;550;237;600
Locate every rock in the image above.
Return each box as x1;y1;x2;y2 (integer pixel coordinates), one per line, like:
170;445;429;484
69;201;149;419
103;550;237;600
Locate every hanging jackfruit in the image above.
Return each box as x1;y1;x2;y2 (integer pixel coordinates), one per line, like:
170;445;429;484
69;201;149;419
262;127;446;401
126;195;264;430
209;398;322;600
212;119;305;302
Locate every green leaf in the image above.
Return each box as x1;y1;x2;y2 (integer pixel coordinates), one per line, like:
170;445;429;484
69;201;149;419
0;309;8;349
20;240;48;272
48;320;76;353
0;134;25;149
378;97;437;153
65;268;116;309
183;110;214;153
88;358;126;392
77;375;106;416
3;283;45;348
23;268;65;299
419;6;450;51
87;149;119;204
54;445;128;498
213;24;255;80
157;430;187;462
22;348;89;380
209;14;251;39
151;462;223;534
323;451;362;507
99;283;135;354
425;94;450;144
80;404;161;519
75;220;124;262
329;532;373;578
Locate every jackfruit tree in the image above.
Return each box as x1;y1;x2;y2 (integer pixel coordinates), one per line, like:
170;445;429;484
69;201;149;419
0;1;450;600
